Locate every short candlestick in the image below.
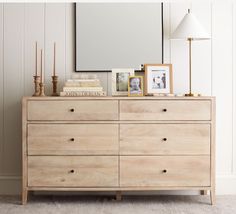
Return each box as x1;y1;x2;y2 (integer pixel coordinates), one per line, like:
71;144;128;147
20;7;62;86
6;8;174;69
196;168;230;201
51;75;59;96
32;75;40;96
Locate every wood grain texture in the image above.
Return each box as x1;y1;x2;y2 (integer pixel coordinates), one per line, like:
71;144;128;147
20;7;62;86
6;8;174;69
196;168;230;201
120;100;211;121
22;98;28;205
28;156;119;187
27;100;119;121
120;124;210;155
28;124;119;155
120;156;210;187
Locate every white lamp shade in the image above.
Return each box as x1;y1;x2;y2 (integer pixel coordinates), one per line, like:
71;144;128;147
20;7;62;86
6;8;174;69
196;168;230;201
171;10;210;40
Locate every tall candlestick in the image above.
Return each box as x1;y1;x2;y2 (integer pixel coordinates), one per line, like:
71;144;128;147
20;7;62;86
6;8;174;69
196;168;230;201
53;42;56;76
40;49;43;83
35;41;38;76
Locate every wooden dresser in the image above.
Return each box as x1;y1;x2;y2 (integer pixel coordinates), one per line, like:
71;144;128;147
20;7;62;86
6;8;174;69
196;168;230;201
22;96;215;205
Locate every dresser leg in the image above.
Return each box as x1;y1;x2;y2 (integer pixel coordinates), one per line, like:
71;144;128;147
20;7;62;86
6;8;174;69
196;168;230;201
210;189;215;205
22;189;28;205
200;190;207;195
116;191;122;201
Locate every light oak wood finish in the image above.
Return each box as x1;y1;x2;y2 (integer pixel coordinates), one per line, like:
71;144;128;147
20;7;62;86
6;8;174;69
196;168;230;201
120;156;210;187
27;100;119;121
120;124;210;155
28;156;119;187
22;96;215;205
120;100;211;121
28;124;119;155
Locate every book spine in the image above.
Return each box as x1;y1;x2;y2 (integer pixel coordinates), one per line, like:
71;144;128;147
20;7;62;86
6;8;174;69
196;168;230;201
67;79;100;82
65;82;100;87
63;87;103;92
60;91;106;97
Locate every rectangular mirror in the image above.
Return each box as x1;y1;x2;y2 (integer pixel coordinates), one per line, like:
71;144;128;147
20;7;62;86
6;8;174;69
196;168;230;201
76;3;163;71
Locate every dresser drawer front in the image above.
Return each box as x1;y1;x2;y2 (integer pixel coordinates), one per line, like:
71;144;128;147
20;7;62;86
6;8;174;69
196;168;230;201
120;124;210;155
28;156;118;187
28;124;119;155
120;156;210;187
120;100;211;121
27;100;118;121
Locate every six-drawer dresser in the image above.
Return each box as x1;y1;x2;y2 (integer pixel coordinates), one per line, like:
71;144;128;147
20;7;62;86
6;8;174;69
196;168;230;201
22;96;215;205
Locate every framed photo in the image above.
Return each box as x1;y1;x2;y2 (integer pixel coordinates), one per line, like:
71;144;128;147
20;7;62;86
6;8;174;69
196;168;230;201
144;64;173;95
112;69;135;96
128;76;143;97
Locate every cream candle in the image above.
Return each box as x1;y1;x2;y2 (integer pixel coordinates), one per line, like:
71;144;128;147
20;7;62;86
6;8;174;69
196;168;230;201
53;42;56;76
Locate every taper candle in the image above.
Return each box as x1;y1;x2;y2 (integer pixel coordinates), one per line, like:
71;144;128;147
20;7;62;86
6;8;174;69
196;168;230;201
40;49;43;83
35;41;38;76
53;42;56;76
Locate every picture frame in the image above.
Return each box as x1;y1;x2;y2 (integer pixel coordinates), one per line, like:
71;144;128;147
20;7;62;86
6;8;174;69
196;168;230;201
112;68;135;96
144;64;173;95
128;76;143;97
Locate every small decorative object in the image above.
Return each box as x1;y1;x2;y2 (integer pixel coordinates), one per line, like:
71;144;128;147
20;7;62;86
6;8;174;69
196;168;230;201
144;64;173;95
112;68;134;96
171;9;210;96
128;76;143;97
39;49;45;96
51;42;59;96
32;41;40;96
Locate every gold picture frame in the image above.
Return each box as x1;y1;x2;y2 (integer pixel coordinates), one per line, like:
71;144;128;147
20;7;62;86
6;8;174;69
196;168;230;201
128;76;144;97
144;64;173;95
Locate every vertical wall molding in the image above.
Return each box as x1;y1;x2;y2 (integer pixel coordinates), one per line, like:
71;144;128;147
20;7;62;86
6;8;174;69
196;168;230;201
233;1;236;174
3;4;25;175
212;2;233;175
0;4;4;174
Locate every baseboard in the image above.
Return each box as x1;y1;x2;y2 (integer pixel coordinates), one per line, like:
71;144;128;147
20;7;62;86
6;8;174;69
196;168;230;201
216;175;236;195
0;175;236;195
0;175;21;195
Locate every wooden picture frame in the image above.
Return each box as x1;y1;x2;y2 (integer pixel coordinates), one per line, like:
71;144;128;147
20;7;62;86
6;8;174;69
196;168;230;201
128;76;143;97
144;64;173;95
112;69;135;96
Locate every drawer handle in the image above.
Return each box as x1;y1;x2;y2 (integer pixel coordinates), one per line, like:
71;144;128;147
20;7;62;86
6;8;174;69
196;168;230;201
70;108;75;112
163;138;167;141
70;138;75;142
69;169;75;173
162;169;167;173
162;108;167;112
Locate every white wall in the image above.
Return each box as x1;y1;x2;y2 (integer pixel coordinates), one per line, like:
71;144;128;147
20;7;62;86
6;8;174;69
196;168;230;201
0;2;236;195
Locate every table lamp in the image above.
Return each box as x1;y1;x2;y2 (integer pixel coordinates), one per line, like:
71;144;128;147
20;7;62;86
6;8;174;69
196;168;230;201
171;9;210;96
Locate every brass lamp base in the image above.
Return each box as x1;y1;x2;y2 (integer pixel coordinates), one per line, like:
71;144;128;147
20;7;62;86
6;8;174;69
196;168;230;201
185;93;201;97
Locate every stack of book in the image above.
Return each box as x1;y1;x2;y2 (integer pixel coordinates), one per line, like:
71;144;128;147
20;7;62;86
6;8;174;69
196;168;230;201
60;74;106;97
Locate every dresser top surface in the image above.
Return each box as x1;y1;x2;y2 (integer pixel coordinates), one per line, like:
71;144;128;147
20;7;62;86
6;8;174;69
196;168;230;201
23;96;215;101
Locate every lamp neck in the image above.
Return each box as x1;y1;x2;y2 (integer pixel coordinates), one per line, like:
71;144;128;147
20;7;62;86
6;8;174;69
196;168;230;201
188;38;192;95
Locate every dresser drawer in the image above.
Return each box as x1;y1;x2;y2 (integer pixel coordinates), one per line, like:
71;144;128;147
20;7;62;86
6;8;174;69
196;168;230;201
28;156;118;187
120;156;210;187
28;124;119;155
120;100;211;121
27;100;118;121
120;124;210;155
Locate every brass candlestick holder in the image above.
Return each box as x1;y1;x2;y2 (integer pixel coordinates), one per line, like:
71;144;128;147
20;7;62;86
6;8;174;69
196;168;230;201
39;82;46;96
32;75;40;96
51;75;59;96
